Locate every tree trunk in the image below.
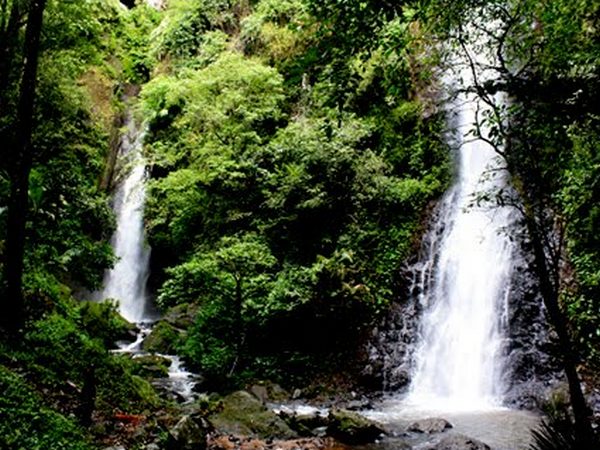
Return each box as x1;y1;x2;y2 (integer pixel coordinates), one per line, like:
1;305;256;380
0;1;22;114
1;0;47;334
228;276;244;376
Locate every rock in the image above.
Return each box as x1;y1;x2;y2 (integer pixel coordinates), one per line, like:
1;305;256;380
327;408;385;444
343;398;373;410
425;434;491;450
133;354;171;378
208;435;338;450
278;406;329;436
164;303;200;330
408;417;453;434
292;389;302;399
79;300;138;348
145;444;160;450
166;415;210;450
142;320;180;354
208;391;297;440
249;385;269;403
103;447;126;450
248;381;290;403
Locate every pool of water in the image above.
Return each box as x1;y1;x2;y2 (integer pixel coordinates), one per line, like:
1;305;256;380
362;396;540;450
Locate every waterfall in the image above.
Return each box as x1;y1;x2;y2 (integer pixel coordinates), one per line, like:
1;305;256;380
405;45;517;411
101;115;151;323
99;113;198;402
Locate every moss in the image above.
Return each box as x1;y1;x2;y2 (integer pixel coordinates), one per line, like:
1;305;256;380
131;375;162;408
132;354;171;378
78;301;137;348
142;320;180;354
78;67;117;129
208;391;297;439
327;408;385;444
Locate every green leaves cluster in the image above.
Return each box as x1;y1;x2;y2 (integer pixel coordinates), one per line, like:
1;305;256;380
0;366;92;450
141;0;448;382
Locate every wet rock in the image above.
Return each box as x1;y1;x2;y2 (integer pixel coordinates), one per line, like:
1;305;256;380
208;391;297;439
362;299;420;391
277;406;329;436
166;415;210;450
327;408;385;444
425;434;491;450
408;417;453;433
133;354;171;378
343;398;374;411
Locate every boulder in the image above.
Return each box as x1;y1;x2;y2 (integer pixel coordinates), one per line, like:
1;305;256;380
327;408;385;444
278;406;329;436
425;434;491;450
208;391;297;439
164;303;199;330
133;354;171;378
248;381;290;403
166;415;210;450
142;320;180;354
408;418;453;434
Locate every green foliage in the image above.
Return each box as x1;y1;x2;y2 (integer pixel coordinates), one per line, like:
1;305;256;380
151;0;238;62
24;312;106;386
559;120;600;365
139;0;449;383
0;366;92;450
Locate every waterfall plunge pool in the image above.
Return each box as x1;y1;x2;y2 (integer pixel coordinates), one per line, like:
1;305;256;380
361;396;540;450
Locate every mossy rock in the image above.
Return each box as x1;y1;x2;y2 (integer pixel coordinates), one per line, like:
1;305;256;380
78;301;137;347
132;354;171;378
142;321;180;354
131;375;161;408
208;391;297;439
163;303;199;330
249;381;290;403
327;408;385;444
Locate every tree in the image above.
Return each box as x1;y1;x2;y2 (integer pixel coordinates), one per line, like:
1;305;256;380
2;0;47;334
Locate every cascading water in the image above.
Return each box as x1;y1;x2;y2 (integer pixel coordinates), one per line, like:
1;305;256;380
402;21;520;410
405;83;516;410
100;112;198;403
100;115;151;323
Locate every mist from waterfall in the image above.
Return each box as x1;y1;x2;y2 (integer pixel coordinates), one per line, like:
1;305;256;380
100;115;150;323
404;45;518;411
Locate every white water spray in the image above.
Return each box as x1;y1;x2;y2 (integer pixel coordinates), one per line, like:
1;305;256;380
405;43;517;411
101;116;150;323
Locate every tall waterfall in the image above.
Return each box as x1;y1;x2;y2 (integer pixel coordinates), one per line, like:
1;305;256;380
405;49;517;410
101;115;150;323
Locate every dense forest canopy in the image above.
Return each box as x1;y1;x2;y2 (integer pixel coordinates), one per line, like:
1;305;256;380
0;0;599;448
